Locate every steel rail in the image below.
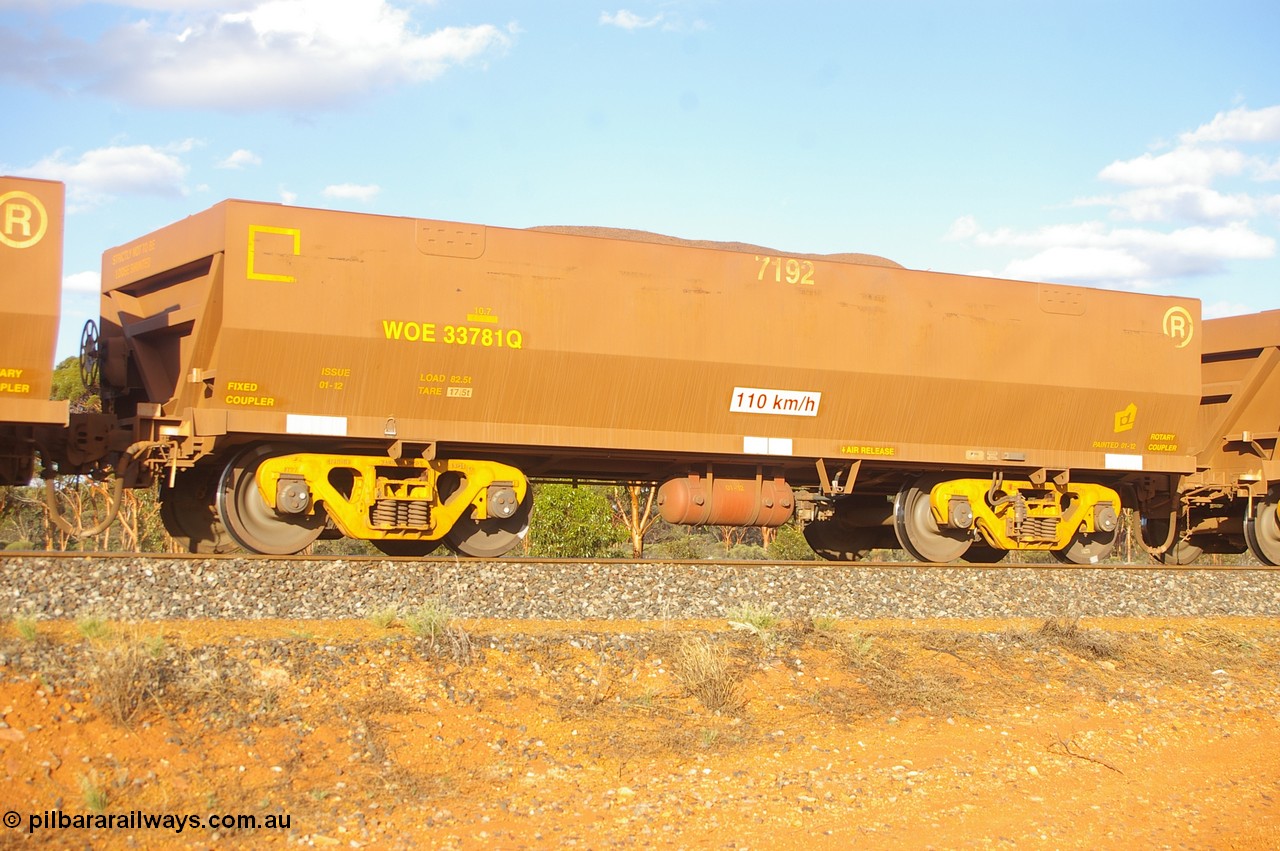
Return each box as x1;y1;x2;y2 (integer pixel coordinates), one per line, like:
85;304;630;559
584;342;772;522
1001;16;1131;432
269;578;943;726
0;551;1275;572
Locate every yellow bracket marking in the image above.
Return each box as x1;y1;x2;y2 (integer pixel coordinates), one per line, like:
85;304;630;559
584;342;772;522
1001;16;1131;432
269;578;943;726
247;225;301;282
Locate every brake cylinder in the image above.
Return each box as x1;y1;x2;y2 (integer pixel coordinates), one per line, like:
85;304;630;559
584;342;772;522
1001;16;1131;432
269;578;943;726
656;475;795;527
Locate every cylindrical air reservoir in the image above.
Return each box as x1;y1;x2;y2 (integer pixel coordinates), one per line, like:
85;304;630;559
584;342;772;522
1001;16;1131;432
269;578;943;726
657;475;795;527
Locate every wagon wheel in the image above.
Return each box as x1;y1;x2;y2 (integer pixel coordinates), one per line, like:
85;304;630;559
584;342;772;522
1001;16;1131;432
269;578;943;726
78;320;101;390
159;463;237;554
1051;524;1119;565
1140;513;1203;565
1244;489;1280;566
216;445;325;555
444;494;533;558
372;539;441;557
893;479;972;563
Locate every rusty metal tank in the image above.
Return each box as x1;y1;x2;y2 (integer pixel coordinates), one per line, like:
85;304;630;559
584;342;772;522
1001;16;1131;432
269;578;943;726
0;177;67;484
97;199;1205;557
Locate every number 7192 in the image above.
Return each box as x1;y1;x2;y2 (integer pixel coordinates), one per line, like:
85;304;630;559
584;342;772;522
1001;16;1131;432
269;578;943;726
755;255;815;285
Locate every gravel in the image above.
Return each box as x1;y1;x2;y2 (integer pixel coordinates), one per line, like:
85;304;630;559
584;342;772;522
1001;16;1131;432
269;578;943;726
0;556;1277;621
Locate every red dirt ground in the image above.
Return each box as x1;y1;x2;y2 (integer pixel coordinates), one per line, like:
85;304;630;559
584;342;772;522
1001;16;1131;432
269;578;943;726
1;617;1278;849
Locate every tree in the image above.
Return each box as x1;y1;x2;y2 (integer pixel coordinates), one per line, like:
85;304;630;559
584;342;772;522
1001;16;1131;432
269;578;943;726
609;483;659;558
767;522;818;560
50;356;100;413
527;484;626;558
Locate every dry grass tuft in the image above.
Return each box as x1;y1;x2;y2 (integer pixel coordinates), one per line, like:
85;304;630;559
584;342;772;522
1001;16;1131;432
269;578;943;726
79;773;109;813
13;615;39;642
672;637;745;713
404;598;474;664
1036;617;1124;660
368;606;400;630
405;599;452;640
89;634;174;727
860;661;967;716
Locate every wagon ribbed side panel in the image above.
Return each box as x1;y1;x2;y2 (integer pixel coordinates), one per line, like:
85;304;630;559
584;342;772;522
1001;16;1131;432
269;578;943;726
102;200;1203;483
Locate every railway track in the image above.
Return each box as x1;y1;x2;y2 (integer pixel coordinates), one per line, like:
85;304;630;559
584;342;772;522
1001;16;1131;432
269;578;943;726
1;553;1276;622
0;550;1276;569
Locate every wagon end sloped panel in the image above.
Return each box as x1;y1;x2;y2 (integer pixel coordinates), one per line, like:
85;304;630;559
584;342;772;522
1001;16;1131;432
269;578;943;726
99;203;232;419
1196;309;1280;485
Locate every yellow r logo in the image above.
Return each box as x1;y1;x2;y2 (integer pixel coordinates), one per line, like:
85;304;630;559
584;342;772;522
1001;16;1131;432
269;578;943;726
0;191;48;249
1162;306;1194;349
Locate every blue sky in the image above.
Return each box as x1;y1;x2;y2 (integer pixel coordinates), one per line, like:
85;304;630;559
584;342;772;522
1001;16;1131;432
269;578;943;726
2;0;1278;360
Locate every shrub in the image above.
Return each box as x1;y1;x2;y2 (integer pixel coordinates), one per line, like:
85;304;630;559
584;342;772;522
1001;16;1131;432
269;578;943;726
767;523;818;560
527;484;626;558
651;533;717;560
404;599;452;641
726;603;779;632
727;543;768;560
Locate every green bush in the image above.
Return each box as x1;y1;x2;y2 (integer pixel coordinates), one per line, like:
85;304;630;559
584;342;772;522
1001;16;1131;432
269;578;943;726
527;484;626;558
650;533;718;560
767;523;818;561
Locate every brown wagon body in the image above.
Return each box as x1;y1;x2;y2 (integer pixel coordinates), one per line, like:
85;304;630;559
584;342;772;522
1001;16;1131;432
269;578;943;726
0;177;67;485
1142;309;1280;564
84;198;1211;561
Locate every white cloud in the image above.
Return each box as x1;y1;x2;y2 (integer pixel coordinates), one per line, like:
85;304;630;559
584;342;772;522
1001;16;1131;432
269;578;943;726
20;141;192;208
1181;105;1280;144
323;183;380;203
217;148;262;169
1098;146;1247;187
947;104;1280;296
1074;185;1261;223
600;10;664;30
1255;157;1280;182
279;187;298;205
1004;246;1150;286
7;1;513;111
949;218;1274;288
943;215;979;241
1202;300;1259;319
63;270;101;293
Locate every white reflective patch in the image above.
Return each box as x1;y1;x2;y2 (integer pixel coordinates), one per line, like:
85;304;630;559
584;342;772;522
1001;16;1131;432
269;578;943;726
286;414;347;436
743;436;793;456
1104;453;1143;471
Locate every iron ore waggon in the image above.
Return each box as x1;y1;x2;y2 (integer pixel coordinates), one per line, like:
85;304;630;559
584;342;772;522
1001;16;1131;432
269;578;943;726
75;198;1224;564
0;176;67;486
1145;310;1280;564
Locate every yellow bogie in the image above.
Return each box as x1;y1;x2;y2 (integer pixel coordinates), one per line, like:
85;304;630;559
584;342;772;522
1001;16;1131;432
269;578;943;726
252;453;528;543
927;478;1120;553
